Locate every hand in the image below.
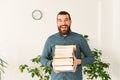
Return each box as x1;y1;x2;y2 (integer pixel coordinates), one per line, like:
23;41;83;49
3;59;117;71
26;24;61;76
72;53;82;72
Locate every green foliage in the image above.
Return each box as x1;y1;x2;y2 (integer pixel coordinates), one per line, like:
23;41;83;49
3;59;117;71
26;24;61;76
83;35;89;41
82;48;111;80
0;58;8;80
82;35;111;80
19;55;52;80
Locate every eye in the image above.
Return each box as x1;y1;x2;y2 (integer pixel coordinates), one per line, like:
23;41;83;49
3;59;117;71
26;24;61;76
64;19;69;22
58;19;62;22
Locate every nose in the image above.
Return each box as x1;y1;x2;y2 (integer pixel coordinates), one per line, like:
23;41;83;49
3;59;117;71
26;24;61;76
61;21;66;25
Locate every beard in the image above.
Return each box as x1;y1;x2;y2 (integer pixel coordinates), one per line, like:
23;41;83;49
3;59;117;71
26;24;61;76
58;25;70;35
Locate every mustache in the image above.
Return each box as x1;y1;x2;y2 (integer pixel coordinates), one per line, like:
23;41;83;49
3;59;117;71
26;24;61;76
60;25;68;27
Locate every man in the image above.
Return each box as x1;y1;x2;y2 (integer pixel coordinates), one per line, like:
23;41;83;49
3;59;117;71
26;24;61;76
40;11;94;80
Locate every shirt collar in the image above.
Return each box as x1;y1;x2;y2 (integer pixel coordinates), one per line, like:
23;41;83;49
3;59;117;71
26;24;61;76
58;30;72;37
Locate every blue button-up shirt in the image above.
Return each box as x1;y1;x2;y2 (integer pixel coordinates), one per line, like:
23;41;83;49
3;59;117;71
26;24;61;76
41;31;94;80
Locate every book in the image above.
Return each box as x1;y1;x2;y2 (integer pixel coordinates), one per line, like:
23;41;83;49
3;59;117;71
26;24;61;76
54;65;73;71
54;45;76;72
55;45;77;51
54;53;73;58
55;48;74;53
54;45;76;58
54;58;73;65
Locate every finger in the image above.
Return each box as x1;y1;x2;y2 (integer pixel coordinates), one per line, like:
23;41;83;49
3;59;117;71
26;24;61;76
72;53;75;56
54;70;60;73
72;66;76;72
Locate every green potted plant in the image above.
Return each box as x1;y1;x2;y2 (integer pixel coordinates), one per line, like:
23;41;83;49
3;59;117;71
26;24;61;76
82;35;111;80
0;58;7;80
82;48;111;80
19;55;52;80
19;35;111;80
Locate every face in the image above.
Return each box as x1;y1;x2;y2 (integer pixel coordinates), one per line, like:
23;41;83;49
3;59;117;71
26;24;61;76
57;14;72;35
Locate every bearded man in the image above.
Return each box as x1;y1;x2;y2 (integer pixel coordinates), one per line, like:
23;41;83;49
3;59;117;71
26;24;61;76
40;11;94;80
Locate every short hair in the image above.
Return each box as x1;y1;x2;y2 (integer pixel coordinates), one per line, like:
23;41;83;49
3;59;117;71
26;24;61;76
57;11;71;20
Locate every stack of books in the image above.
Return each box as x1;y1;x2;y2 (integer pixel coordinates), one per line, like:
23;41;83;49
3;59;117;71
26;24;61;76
54;45;76;72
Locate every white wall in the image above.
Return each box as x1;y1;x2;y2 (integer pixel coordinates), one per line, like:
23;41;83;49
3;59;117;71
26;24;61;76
111;0;120;79
0;0;119;80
